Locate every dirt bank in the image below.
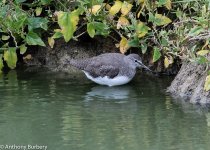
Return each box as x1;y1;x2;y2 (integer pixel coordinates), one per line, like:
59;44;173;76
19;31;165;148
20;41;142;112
24;36;118;72
24;35;180;75
168;61;210;105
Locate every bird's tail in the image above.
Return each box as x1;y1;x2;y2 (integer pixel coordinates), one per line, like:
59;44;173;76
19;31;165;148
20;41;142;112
60;55;72;66
60;55;89;70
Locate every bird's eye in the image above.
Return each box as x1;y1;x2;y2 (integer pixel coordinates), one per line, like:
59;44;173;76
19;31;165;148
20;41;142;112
135;59;138;62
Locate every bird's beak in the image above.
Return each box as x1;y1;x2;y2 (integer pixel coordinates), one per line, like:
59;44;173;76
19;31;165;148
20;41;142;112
137;60;152;72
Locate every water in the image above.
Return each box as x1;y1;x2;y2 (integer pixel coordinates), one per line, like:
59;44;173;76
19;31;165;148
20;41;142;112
0;70;210;150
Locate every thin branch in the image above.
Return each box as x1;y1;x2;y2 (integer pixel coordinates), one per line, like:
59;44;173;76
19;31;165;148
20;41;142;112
108;35;119;42
151;27;163;49
112;28;123;37
173;20;198;26
7;28;18;48
202;64;209;76
74;31;87;39
136;1;146;18
0;48;8;50
75;23;86;32
57;0;69;11
189;32;210;41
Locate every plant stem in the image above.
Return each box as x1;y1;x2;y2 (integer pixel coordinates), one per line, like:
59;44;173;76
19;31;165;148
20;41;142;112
57;0;69;11
7;28;18;48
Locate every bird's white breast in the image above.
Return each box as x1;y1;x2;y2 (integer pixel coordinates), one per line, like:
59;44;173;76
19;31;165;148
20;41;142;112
83;71;132;86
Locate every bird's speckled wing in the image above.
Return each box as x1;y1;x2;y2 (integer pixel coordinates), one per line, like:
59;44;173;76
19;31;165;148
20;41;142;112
84;62;120;78
68;53;125;78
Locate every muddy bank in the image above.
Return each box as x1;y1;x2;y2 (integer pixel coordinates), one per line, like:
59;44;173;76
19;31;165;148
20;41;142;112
168;61;210;105
24;36;119;72
24;36;180;75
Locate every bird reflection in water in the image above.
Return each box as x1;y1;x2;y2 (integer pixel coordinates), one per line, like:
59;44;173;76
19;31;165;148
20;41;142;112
84;85;135;102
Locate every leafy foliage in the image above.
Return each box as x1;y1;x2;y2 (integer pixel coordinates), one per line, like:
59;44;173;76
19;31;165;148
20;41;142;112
57;9;82;42
4;48;17;69
204;75;210;91
0;0;209;89
26;31;46;46
153;47;162;63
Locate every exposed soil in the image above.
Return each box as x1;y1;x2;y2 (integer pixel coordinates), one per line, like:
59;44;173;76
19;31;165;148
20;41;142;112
24;35;180;74
24;35;119;72
168;61;210;105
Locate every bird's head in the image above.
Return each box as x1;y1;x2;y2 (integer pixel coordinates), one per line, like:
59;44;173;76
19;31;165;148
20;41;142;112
126;54;151;71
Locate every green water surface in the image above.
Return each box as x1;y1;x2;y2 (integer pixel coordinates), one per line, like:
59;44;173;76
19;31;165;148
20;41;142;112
0;70;210;150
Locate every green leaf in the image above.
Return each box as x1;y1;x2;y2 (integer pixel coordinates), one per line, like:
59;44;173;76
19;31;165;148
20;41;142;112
3;7;27;31
204;75;210;91
176;9;182;18
41;0;52;5
157;0;171;9
57;12;73;42
148;12;155;22
19;44;27;54
157;0;167;6
153;47;161;62
48;37;55;48
164;56;170;68
15;0;27;3
109;1;122;16
52;31;63;39
121;1;133;16
26;31;45;46
35;7;42;16
197;56;208;64
1;42;8;48
14;15;27;31
2;35;10;41
188;26;204;36
135;22;150;38
4;48;17;69
94;22;110;36
140;43;147;54
87;23;95;38
27;17;48;31
196;50;209;56
0;54;3;73
165;0;171;10
153;14;172;26
128;38;139;47
161;37;168;46
57;10;80;42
